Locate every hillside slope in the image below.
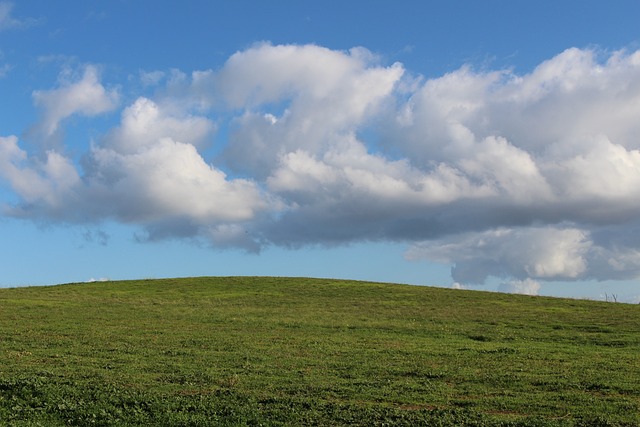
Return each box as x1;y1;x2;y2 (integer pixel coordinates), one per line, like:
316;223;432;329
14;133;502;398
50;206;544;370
1;277;639;426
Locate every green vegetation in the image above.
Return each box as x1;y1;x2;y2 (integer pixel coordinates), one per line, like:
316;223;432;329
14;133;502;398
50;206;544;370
1;276;639;426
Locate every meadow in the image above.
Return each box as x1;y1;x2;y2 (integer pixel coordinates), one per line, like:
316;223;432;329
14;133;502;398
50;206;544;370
0;276;639;426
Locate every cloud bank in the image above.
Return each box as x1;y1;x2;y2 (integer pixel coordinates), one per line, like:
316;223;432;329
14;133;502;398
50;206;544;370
2;43;640;291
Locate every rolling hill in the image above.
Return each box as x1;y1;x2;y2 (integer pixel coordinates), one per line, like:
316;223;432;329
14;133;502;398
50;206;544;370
1;276;638;426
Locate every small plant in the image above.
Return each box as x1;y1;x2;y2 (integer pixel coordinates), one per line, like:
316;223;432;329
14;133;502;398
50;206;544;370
604;293;619;303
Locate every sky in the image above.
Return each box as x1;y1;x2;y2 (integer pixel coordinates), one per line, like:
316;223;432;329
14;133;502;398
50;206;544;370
1;1;640;302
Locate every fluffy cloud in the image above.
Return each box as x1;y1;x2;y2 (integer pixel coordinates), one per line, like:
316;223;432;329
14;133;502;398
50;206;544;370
218;43;404;178
102;97;215;154
1;90;270;250
86;138;266;223
0;135;80;216
3;44;640;286
32;65;119;140
405;227;592;284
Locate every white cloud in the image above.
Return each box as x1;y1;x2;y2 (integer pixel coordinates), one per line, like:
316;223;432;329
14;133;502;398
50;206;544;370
218;43;404;178
4;44;640;285
0;135;80;216
86;137;266;224
103;97;215;154
32;65;119;139
544;135;640;204
405;227;592;284
1;92;271;248
498;278;541;296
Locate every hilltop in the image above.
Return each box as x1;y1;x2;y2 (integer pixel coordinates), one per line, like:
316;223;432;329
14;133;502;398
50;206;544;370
1;277;638;426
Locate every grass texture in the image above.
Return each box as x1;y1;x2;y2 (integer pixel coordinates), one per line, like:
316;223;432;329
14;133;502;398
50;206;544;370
1;276;639;426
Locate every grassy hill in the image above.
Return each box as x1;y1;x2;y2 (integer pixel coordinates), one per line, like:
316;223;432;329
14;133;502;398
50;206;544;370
0;276;639;426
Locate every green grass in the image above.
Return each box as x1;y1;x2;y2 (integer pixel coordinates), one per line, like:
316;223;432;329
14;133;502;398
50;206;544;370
1;276;639;426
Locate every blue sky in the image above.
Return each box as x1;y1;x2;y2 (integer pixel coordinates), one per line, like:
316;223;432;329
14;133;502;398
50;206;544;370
2;1;640;302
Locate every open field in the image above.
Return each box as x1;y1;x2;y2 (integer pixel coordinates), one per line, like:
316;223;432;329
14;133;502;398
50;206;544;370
0;276;639;426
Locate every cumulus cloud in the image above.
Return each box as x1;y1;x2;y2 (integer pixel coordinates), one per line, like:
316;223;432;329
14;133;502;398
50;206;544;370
102;97;215;154
31;65;119;140
405;227;592;284
3;44;640;287
1;87;271;251
1;140;269;253
85;137;266;224
0;135;81;215
217;43;404;178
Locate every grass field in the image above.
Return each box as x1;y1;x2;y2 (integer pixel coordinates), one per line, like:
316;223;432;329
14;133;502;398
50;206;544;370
0;276;639;426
